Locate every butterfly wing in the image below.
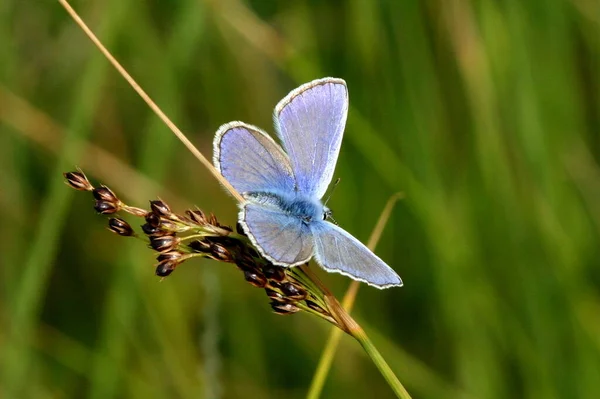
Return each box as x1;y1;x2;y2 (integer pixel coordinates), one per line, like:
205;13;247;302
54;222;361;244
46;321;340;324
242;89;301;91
240;200;314;267
214;121;295;195
274;78;348;199
311;221;402;289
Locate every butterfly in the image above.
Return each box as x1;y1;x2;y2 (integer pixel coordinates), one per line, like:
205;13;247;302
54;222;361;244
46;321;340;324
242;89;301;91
213;78;402;288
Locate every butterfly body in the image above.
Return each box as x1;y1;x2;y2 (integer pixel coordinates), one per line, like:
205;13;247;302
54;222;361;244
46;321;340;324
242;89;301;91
245;190;327;225
214;78;403;288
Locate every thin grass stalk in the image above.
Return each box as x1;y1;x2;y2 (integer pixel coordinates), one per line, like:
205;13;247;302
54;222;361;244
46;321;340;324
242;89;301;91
307;193;403;398
57;0;243;204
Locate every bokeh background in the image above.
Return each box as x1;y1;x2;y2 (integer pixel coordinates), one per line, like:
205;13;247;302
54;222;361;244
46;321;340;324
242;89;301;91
1;0;599;398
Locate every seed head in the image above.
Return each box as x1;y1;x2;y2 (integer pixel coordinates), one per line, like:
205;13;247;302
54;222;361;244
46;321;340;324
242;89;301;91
209;243;233;262
155;259;177;277
265;288;287;303
145;212;161;227
108;218;134;236
94;200;120;214
64;171;93;191
150;199;171;217
188;239;212;253
149;235;179;252
271;302;301;315
262;265;286;282
186;209;207;225
157;251;183;263
244;270;267;288
93;186;119;203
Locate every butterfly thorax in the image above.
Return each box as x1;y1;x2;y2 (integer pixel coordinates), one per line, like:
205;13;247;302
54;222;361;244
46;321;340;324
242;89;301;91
244;191;324;225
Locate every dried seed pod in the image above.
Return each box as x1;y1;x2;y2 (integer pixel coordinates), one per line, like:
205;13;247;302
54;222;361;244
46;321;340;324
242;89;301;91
188;239;211;253
108;218;134;236
186;209;206;225
63;171;93;191
141;222;161;236
149;235;179;252
265;288;287;303
155;259;177;277
93;186;118;202
150;200;171;217
145;212;161;227
94;200;119;214
262;265;286;282
236;258;260;273
209;243;233;262
244;270;267;288
157;251;183;263
280;282;307;301
271;302;300;315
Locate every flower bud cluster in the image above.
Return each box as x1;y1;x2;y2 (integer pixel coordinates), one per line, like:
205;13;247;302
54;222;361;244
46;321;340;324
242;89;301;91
63;170;337;323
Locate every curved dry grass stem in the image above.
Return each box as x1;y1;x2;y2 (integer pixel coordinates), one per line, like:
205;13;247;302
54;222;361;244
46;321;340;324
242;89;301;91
307;193;404;399
57;0;244;204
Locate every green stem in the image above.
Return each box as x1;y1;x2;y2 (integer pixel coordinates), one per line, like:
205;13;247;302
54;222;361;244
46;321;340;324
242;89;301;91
350;326;412;399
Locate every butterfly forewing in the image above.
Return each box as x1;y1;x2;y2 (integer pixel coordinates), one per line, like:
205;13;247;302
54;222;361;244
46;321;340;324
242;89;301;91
214;122;295;196
311;221;403;288
274;78;348;199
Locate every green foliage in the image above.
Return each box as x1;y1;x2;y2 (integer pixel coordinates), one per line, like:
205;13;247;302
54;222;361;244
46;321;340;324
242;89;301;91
1;0;599;398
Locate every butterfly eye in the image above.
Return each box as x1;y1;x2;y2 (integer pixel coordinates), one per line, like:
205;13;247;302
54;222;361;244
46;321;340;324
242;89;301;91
323;209;332;220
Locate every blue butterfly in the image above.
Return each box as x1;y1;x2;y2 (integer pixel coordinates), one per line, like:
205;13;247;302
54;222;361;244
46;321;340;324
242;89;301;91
213;78;402;288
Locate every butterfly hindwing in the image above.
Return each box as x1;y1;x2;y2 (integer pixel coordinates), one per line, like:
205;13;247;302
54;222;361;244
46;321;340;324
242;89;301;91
311;221;403;288
241;200;314;267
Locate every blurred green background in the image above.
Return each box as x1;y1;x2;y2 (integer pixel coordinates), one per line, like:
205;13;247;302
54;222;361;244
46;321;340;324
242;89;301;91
1;0;599;398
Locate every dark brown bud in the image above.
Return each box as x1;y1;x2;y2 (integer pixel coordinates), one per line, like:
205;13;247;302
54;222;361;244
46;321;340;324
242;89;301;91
280;282;307;301
155;260;177;277
209;243;232;262
94;200;120;214
108;218;134;236
145;212;161;227
265;288;287;303
150;200;171;217
142;222;173;236
186;209;206;225
244;270;267;288
262;265;286;282
93;186;118;202
236;258;260;273
271;302;300;315
188;240;211;253
63;171;93;191
149;235;179;252
157;251;183;263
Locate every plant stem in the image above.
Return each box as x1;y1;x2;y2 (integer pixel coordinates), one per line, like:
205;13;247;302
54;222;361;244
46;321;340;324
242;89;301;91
350;325;412;399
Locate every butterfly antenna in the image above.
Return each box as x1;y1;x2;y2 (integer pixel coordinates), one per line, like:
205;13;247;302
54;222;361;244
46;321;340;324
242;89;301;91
323;178;341;206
